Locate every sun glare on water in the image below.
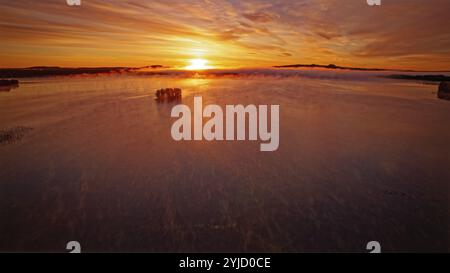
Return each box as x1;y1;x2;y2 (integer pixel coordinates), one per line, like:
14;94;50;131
185;58;212;70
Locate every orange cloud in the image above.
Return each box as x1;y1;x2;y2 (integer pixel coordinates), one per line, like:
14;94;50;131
0;0;449;70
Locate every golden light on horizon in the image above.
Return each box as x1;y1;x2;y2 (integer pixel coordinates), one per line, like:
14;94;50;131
185;58;212;70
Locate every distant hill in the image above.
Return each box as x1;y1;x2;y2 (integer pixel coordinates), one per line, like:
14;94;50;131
274;63;392;71
0;65;166;78
274;63;450;73
0;67;128;78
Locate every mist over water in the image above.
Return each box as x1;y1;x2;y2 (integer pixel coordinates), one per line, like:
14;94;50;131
133;67;450;81
0;72;449;252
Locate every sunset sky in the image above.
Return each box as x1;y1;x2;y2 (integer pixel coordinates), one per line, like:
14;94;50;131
1;0;450;70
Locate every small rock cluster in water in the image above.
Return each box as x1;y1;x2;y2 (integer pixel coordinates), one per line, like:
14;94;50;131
0;126;33;145
0;79;19;92
155;88;182;102
438;81;450;100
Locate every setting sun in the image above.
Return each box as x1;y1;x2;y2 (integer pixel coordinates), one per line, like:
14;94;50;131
185;59;212;70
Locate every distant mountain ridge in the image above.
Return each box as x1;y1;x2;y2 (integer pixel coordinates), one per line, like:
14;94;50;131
274;63;388;71
274;63;450;73
0;65;166;78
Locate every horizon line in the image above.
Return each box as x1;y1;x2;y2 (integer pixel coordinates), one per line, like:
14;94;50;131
1;64;450;73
